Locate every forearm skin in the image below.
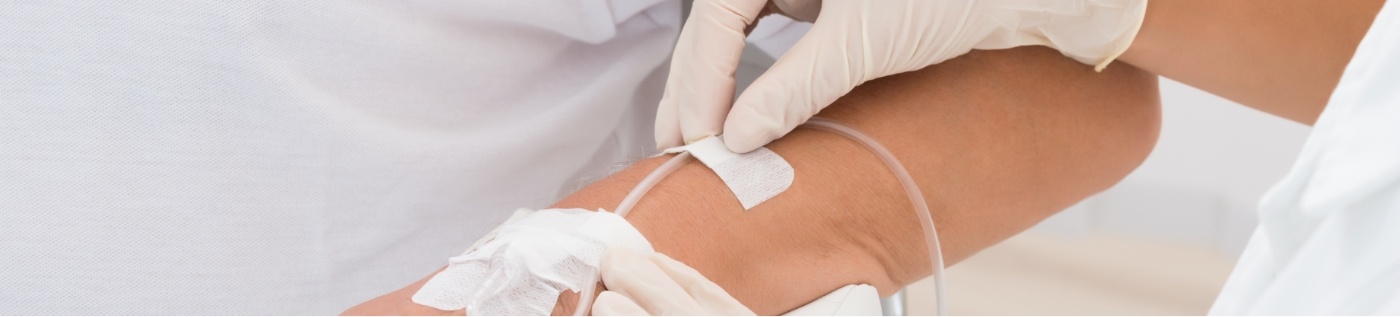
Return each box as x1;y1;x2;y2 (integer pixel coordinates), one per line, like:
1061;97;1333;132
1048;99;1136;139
563;47;1162;314
552;129;911;314
343;47;1160;316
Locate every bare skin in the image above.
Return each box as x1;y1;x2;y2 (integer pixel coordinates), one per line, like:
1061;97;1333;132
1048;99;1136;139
343;46;1161;315
1119;0;1384;125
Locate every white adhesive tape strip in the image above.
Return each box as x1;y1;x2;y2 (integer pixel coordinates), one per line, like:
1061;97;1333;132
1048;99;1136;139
663;136;794;210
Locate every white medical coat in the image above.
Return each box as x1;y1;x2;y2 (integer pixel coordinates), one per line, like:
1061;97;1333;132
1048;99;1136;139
1210;1;1400;314
0;1;677;314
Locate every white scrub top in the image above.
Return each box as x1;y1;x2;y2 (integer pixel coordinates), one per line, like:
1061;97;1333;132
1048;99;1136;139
1210;1;1400;314
0;1;678;314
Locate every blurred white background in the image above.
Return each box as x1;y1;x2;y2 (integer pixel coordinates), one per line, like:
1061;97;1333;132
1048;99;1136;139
741;15;1314;315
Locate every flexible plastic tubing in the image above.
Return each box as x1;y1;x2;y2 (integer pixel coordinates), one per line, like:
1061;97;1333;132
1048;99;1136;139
574;118;945;315
573;151;694;316
613;151;694;220
803;118;947;315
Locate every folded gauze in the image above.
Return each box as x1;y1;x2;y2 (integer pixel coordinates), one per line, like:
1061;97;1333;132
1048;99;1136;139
412;208;653;315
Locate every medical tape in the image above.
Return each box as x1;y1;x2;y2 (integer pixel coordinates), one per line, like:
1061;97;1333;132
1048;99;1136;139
411;208;653;316
662;136;794;210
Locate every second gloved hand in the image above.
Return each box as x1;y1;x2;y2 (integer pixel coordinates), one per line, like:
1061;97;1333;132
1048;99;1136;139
591;248;755;315
655;0;1148;153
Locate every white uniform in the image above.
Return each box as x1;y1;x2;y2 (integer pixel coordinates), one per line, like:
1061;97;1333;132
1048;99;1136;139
1211;1;1400;314
0;1;678;314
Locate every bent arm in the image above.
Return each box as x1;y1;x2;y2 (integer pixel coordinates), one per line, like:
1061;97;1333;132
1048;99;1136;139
344;46;1160;315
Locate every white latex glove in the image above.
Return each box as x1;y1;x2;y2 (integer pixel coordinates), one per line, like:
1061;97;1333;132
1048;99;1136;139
591;248;755;316
655;0;1149;153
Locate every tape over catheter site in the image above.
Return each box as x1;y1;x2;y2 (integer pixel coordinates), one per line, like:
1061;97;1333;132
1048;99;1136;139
412;136;800;316
411;121;952;314
663;136;795;210
413;120;950;316
411;208;652;315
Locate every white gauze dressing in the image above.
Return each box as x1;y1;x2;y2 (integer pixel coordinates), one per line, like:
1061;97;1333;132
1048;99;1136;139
411;208;652;315
663;136;795;210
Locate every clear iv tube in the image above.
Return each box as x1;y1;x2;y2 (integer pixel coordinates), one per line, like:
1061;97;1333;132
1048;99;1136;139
573;152;694;316
614;152;694;219
574;119;946;315
803;118;947;315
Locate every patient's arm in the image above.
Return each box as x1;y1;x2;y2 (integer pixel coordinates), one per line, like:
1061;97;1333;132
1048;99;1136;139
343;46;1160;315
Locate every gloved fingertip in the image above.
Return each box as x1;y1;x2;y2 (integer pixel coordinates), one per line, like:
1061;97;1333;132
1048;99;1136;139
646;252;705;278
725;82;801;153
720;115;775;153
592;291;649;316
684;133;719;146
647;251;678;263
595;290;624;301
722;134;762;154
654;125;682;150
600;247;638;268
601;247;657;278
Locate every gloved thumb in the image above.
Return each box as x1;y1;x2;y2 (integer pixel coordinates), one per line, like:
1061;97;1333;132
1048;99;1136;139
721;21;864;153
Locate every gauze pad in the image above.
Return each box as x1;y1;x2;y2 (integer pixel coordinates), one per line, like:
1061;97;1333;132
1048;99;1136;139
663;136;794;209
411;208;652;315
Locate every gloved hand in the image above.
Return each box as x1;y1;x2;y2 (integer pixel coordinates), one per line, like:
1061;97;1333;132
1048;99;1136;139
655;0;1149;153
591;248;755;315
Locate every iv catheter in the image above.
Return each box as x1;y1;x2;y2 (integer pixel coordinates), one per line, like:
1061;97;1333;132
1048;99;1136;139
573;118;947;316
